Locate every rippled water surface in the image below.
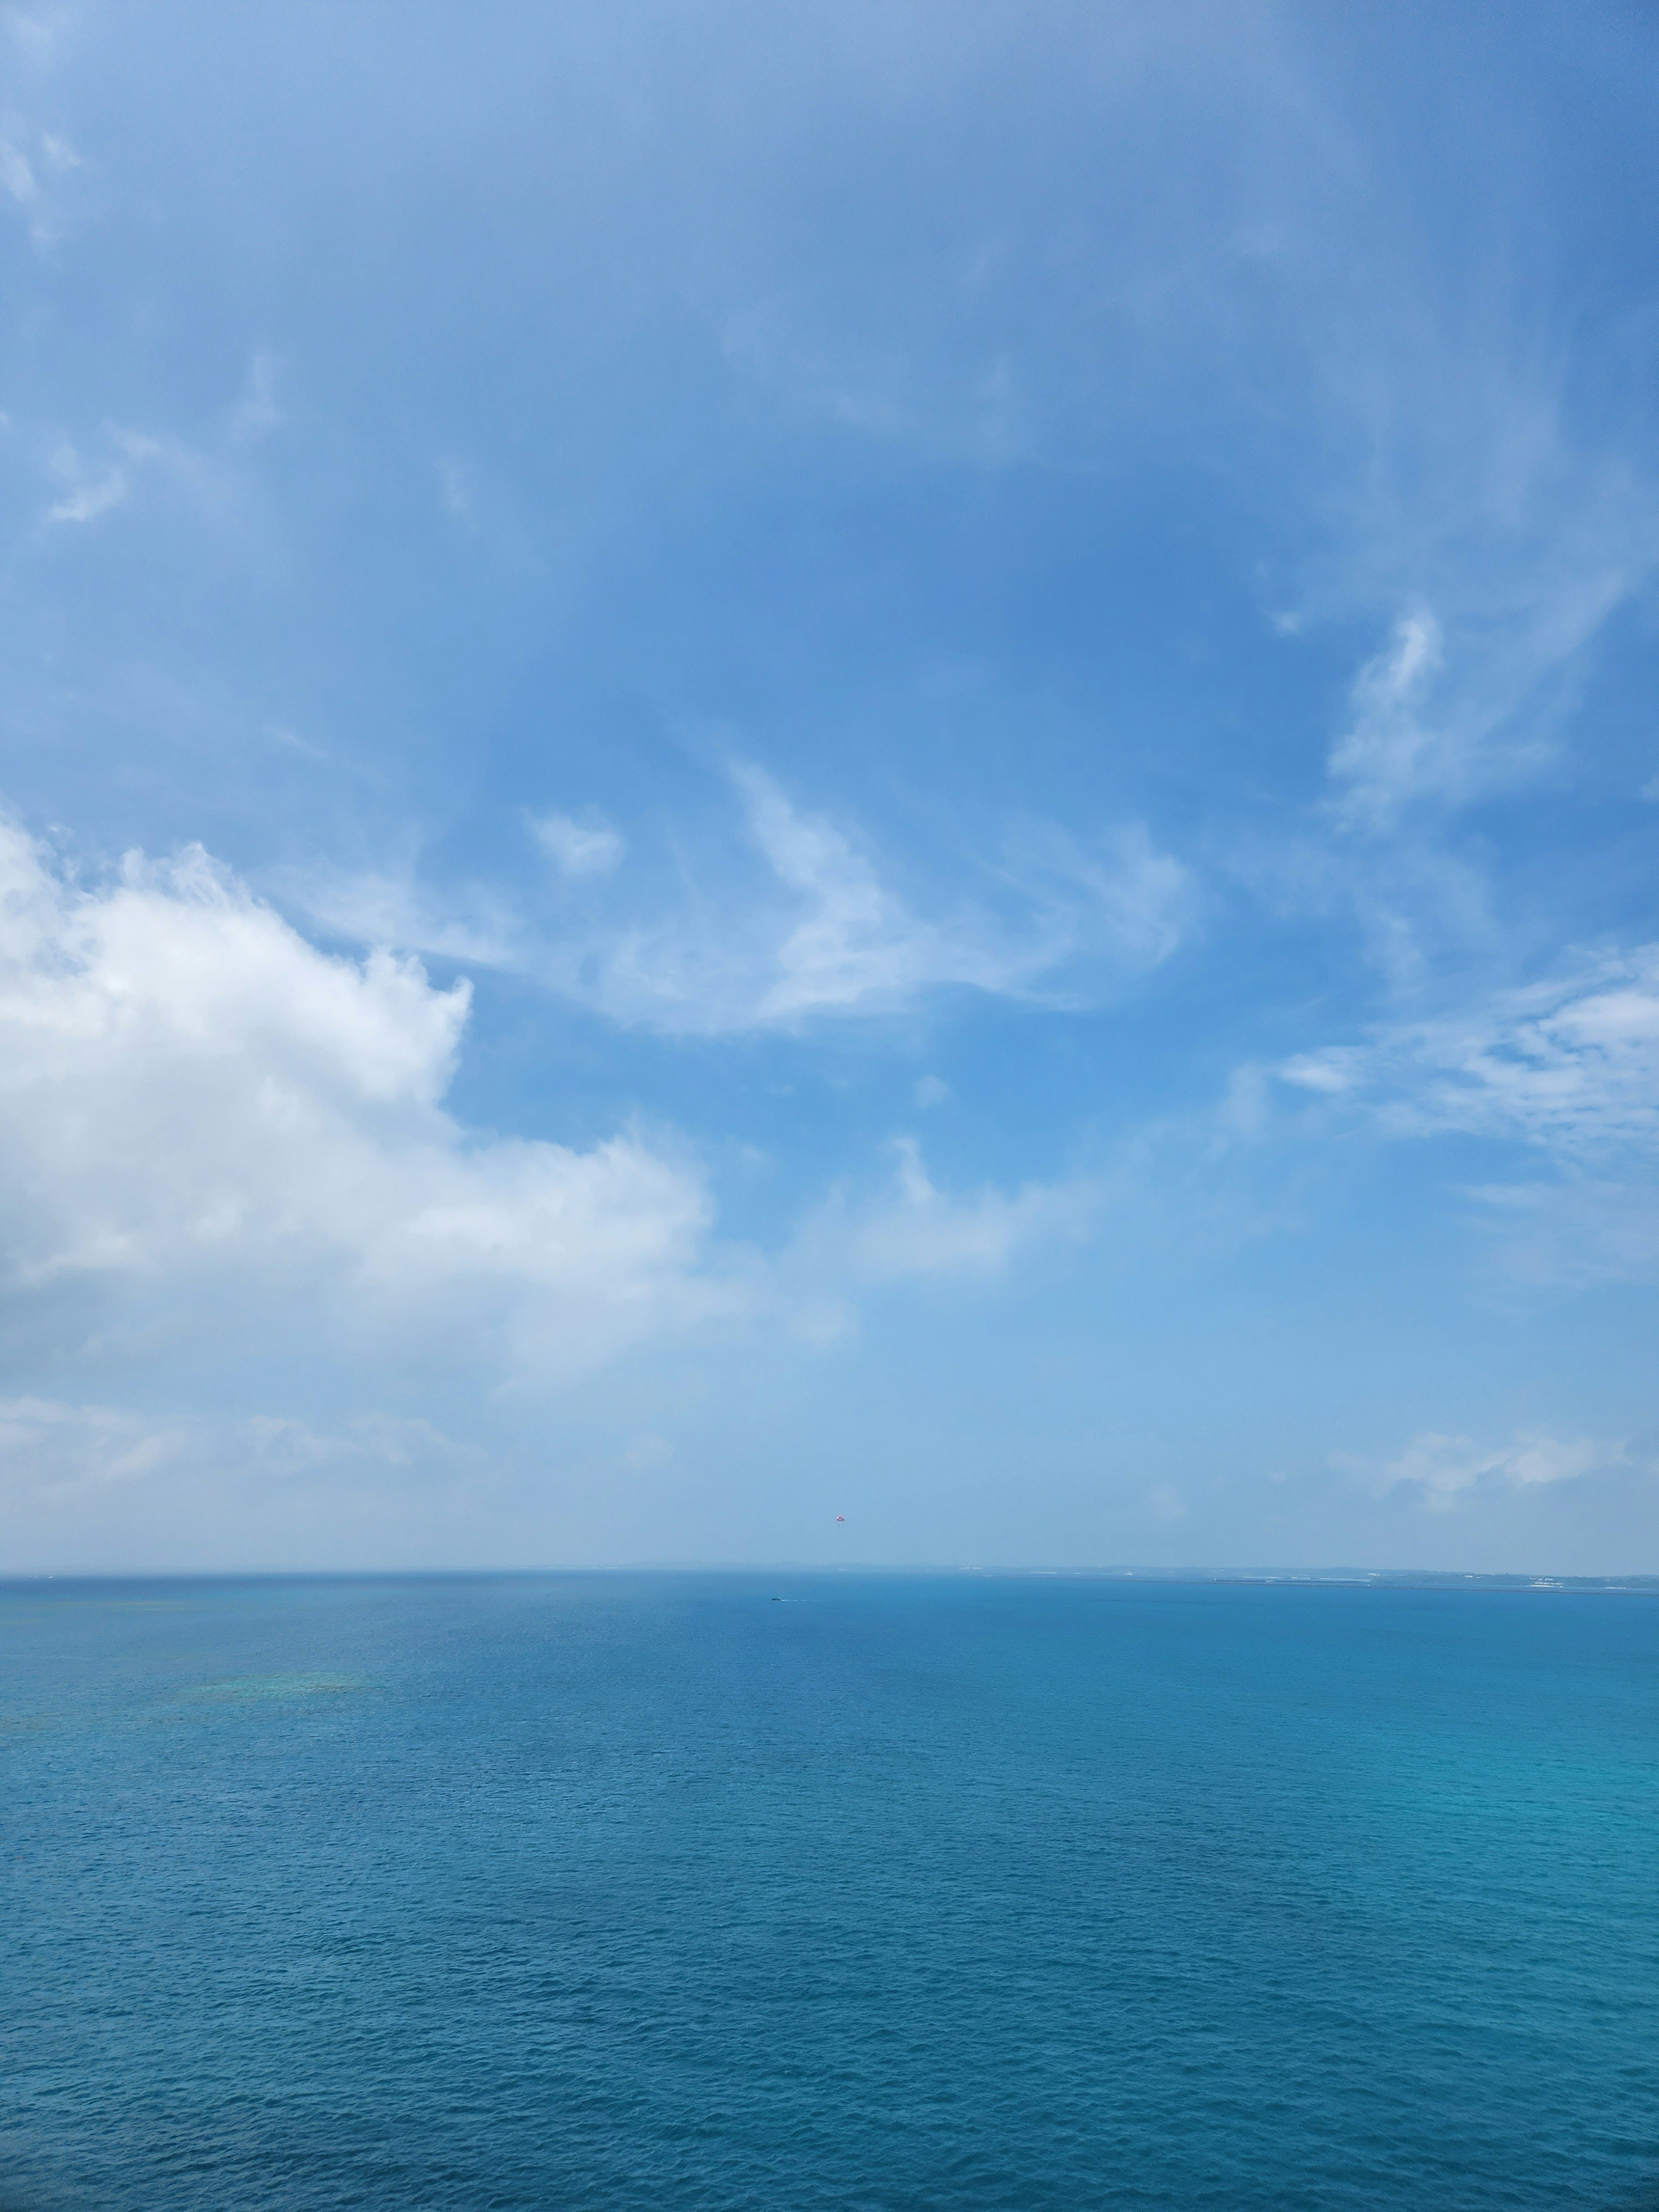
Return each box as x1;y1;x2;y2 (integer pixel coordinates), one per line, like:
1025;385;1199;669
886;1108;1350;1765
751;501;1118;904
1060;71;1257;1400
3;1573;1657;2210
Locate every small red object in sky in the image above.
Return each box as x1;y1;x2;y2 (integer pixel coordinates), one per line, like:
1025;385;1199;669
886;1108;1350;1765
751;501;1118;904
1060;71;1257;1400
836;1514;845;1522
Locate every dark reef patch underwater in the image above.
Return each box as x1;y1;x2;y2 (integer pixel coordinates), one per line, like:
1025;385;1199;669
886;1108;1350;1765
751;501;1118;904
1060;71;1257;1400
3;1571;1657;2210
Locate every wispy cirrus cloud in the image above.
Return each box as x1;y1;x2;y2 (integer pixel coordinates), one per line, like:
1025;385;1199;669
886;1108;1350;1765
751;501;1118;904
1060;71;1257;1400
797;1136;1100;1284
1279;946;1659;1156
530;809;625;879
1323;557;1641;832
7;353;287;542
1274;947;1659;1287
1325;605;1446;826
0;117;79;247
1280;146;1659;829
42;429;159;524
297;759;1198;1036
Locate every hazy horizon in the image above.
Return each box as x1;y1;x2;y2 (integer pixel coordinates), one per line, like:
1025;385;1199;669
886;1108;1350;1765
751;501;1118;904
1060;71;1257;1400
10;1566;1659;1588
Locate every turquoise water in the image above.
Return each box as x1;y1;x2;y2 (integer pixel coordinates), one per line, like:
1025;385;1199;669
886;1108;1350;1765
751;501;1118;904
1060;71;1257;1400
3;1572;1657;2210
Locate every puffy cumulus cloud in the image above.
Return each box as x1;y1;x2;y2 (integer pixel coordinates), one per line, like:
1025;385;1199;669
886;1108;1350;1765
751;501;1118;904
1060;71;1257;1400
0;818;731;1383
0;817;1119;1539
1334;1430;1628;1512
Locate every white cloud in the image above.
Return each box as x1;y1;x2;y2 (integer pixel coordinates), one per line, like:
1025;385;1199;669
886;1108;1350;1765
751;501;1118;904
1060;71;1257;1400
0;1395;190;1497
1465;1176;1659;1293
438;457;471;522
269;724;329;762
245;1409;481;1479
289;858;521;967
801;1137;1099;1282
23;393;285;537
722;302;908;439
1280;215;1659;844
0;1398;477;1506
0;817;732;1381
40;426;220;528
309;762;1196;1036
1336;1429;1624;1511
228;353;283;444
4;11;70;67
1325;559;1639;830
1271;949;1659;1287
0;111;81;248
0;1396;503;1570
0;136;37;203
720;301;1033;468
0;815;1117;1541
735;775;1198;1020
1227;808;1505;999
736;761;1012;1021
45;472;127;524
530;810;625;879
1279;945;1659;1156
1003;814;1197;973
44;435;144;524
1326;605;1444;823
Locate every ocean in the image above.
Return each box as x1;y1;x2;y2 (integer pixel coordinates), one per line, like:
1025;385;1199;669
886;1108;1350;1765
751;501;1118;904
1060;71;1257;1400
3;1571;1656;2210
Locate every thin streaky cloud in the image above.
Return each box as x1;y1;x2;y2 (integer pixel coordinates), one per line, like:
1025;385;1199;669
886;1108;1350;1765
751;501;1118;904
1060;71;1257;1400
1279;947;1659;1157
300;760;1196;1036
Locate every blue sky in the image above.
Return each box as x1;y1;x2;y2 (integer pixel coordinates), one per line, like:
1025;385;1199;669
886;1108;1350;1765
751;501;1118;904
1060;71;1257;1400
4;0;1659;1571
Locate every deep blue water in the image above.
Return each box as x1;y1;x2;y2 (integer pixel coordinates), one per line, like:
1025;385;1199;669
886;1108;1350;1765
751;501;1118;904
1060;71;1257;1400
3;1573;1658;2211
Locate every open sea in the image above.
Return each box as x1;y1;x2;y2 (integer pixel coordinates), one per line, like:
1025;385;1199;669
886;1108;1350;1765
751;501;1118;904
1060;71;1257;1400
3;1571;1657;2211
